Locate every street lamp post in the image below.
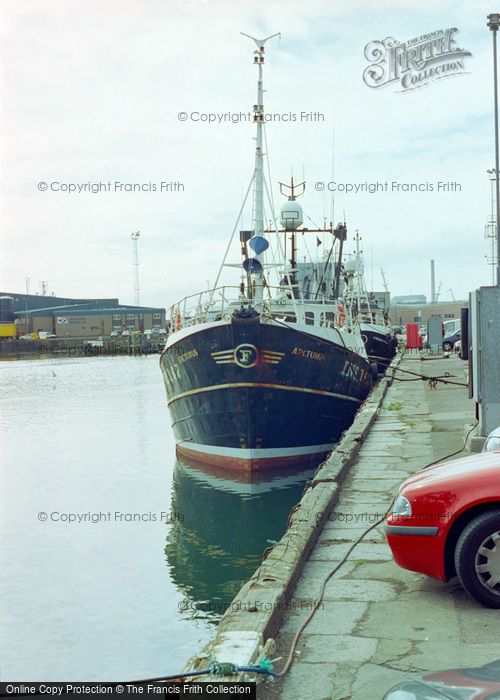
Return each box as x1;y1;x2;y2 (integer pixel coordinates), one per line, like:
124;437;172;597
487;13;500;286
24;276;30;334
487;168;499;284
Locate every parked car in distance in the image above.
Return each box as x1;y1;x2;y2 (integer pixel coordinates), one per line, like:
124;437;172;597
19;332;55;340
483;426;500;453
443;318;461;336
443;328;460;351
110;330;120;337
385;451;500;608
38;332;56;339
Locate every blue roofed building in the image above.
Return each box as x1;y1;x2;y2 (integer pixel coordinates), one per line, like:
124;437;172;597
1;292;167;337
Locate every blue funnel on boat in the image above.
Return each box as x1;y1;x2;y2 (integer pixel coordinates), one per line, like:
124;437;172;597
243;258;263;274
249;236;269;255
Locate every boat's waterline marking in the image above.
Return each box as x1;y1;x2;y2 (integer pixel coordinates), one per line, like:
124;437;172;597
167;382;363;406
177;441;335;459
370;354;393;362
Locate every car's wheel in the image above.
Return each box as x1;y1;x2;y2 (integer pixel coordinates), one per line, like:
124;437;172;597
443;341;453;351
454;510;500;608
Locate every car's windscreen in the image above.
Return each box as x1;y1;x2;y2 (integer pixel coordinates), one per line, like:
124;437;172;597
484;436;500;452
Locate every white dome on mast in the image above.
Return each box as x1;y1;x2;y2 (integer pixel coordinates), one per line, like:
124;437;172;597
343;258;357;276
280;200;303;230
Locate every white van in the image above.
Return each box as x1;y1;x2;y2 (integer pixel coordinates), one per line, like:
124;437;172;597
443;318;460;335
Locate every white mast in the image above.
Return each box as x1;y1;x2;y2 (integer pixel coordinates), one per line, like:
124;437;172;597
353;229;371;320
241;32;280;301
131;230;141;306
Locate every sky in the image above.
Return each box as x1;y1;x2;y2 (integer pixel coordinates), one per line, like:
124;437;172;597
0;0;498;309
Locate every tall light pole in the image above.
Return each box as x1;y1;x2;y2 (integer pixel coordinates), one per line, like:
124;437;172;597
486;168;498;284
487;13;500;286
24;276;30;334
131;231;141;306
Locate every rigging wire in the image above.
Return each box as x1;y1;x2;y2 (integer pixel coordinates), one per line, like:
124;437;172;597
210;172;255;296
263;123;282;287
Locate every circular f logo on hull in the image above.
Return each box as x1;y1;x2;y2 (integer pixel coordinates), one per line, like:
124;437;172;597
234;343;258;368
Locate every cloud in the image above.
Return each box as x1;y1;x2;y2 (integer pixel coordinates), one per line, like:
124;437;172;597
0;0;496;305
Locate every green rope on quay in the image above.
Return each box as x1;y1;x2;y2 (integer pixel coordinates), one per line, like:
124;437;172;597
257;657;275;673
208;659;239;676
207;655;275;677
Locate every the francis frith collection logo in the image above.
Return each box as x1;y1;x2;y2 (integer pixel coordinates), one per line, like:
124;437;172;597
363;28;472;92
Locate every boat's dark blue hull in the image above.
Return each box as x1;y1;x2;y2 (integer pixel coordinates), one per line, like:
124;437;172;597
361;326;398;373
161;315;372;471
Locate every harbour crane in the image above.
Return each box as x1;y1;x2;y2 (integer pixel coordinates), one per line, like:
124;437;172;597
435;281;442;303
380;268;389;293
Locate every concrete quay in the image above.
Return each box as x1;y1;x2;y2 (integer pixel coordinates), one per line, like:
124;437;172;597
258;354;499;699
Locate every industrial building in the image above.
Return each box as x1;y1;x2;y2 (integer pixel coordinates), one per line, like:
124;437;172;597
0;292;167;338
389;300;467;328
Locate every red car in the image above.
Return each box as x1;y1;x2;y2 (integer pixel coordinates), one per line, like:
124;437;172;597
383;659;500;699
385;451;500;608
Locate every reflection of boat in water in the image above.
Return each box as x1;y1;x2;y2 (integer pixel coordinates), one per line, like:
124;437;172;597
165;460;314;620
344;231;397;374
160;33;371;473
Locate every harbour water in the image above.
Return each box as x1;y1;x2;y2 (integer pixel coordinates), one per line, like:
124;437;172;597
0;356;313;680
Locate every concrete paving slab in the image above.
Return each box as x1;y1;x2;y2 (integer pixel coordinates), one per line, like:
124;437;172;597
320;579;399;603
357;598;457;642
297;634;379;664
262;663;337;700
346;478;405;492
309;541;393;562
292;561;359;598
281;601;368;636
318;528;386;544
333;496;393;512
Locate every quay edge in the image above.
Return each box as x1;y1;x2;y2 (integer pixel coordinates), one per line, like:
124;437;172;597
182;354;401;680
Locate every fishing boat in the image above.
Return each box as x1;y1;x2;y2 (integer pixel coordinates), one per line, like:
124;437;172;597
344;231;397;374
160;33;372;472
